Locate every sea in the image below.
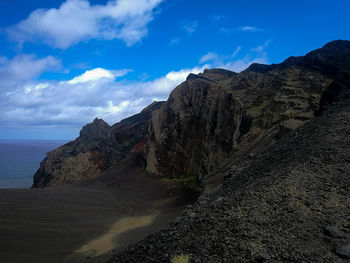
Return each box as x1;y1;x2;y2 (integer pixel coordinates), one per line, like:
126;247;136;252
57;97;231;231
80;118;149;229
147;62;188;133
0;140;68;189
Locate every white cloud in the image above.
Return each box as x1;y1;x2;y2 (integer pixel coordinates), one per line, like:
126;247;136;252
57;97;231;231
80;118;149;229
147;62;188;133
0;62;207;128
181;20;198;35
238;26;261;32
199;46;241;67
142;65;208;95
251;40;271;53
220;26;262;34
68;68;130;84
219;27;233;34
199;52;219;64
0;54;61;92
232;46;242;57
199;42;269;72
221;42;269;72
170;38;180;46
222;57;267;72
0;41;270;135
8;0;163;49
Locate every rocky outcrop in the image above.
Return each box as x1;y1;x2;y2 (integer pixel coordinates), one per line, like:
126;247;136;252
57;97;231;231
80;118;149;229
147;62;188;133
32;102;164;187
146;79;243;179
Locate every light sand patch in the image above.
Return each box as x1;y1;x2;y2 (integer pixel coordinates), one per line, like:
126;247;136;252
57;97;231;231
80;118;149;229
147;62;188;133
77;215;156;256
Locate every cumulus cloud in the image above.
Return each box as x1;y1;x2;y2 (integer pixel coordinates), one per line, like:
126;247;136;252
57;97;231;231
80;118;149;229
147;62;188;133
8;0;163;49
0;41;270;136
0;54;61;92
0;56;207;129
67;68;130;84
141;65;208;95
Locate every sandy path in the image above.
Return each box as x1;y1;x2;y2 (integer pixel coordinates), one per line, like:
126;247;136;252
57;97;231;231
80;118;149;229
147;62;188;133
77;215;156;256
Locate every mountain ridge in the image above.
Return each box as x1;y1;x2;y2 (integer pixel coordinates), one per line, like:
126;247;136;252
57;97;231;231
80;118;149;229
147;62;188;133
33;40;350;190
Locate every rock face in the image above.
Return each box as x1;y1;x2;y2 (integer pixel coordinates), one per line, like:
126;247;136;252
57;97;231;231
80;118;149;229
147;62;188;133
33;118;110;187
146;78;243;178
32;102;164;187
33;40;350;188
146;40;350;182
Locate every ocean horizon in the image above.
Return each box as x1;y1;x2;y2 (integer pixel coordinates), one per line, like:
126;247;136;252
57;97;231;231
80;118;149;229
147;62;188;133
0;140;68;189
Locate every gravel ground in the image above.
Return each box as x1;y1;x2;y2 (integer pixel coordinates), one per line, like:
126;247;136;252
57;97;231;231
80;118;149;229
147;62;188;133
110;100;350;263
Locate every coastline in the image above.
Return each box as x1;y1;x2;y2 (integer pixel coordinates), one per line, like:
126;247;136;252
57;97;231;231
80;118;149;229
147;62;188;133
0;139;69;189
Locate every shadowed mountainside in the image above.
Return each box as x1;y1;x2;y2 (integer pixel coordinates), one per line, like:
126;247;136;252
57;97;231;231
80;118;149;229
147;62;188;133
146;40;350;183
110;93;350;263
33;40;350;190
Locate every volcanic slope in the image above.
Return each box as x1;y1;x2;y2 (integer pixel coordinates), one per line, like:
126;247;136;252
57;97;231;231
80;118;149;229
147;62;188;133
110;96;350;262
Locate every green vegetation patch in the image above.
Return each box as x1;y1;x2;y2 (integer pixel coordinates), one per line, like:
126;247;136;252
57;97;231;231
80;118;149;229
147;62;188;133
171;254;189;263
163;174;200;191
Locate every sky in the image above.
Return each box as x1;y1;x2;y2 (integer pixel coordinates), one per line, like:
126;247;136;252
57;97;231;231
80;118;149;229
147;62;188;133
0;0;349;140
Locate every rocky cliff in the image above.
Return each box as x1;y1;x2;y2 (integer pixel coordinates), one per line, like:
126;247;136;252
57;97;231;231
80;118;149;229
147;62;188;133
146;40;350;184
32;102;164;187
33;40;350;188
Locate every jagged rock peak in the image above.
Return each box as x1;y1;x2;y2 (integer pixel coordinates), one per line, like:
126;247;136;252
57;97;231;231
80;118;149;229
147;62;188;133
93;117;106;123
245;39;350;74
79;117;111;141
186;73;214;82
186;68;238;83
141;101;165;113
202;68;237;77
321;39;350;49
244;63;271;73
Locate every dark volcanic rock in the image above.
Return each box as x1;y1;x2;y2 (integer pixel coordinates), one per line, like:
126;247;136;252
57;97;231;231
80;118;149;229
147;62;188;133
32;102;164;187
324;225;346;238
80;118;110;140
110;98;350;263
146;78;243;178
335;244;350;259
146;40;350;185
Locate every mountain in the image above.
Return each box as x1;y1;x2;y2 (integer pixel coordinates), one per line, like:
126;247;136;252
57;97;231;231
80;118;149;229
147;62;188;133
33;40;350;190
30;40;350;262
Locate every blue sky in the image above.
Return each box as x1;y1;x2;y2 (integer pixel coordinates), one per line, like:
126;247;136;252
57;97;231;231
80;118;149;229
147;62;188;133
0;0;349;140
